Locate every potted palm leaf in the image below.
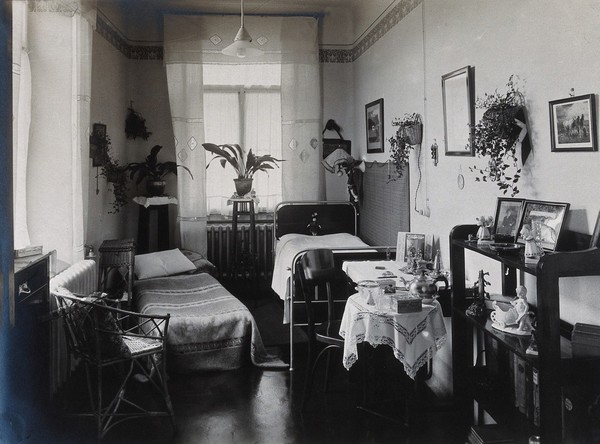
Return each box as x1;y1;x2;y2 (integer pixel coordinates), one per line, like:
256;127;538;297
202;143;283;197
126;145;193;197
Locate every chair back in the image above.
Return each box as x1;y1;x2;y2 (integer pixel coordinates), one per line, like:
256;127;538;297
53;291;97;362
298;249;337;329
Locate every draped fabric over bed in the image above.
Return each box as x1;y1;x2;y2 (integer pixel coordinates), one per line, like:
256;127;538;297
134;273;285;372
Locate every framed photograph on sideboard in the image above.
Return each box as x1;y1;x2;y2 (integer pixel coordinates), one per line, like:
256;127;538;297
516;200;570;251
549;94;597;152
493;197;524;243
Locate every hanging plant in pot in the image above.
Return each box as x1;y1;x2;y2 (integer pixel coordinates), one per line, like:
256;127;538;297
202;143;283;197
469;75;529;197
126;145;193;197
388;113;423;181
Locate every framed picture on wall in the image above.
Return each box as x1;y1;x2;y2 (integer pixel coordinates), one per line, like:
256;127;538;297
365;98;384;153
89;123;107;167
549;94;597;152
516;200;570;252
442;66;475;156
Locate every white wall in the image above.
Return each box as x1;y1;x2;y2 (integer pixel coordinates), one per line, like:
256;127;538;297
419;0;600;324
322;62;355;200
87;33;134;252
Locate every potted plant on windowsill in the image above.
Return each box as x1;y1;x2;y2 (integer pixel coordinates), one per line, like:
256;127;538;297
126;145;193;197
202;143;283;197
388;113;423;180
469;75;529;197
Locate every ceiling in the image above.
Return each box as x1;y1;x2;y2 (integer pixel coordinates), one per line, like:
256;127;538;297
97;0;398;45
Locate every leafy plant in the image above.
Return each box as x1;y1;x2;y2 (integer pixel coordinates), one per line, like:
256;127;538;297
469;75;526;197
125;106;152;140
388;113;423;180
202;143;283;179
93;133;129;213
101;160;128;214
126;145;193;185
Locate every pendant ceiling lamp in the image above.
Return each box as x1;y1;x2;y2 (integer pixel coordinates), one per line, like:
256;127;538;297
222;0;264;58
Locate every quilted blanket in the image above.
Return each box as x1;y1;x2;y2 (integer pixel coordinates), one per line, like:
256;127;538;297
134;273;285;372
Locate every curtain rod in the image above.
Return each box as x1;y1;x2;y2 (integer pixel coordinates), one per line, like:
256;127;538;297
160;10;324;20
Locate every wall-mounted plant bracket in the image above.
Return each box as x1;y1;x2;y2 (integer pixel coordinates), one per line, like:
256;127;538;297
125;102;152;140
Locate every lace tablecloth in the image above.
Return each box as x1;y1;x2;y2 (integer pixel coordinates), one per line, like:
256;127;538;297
339;293;447;379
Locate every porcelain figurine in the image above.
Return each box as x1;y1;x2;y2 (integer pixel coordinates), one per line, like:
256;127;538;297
491;285;532;335
521;224;544;264
476;216;494;245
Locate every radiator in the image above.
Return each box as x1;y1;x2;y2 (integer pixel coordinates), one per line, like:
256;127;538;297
207;223;274;280
49;259;98;396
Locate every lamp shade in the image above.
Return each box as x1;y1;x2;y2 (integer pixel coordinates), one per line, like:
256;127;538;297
222;0;264;58
221;26;264;58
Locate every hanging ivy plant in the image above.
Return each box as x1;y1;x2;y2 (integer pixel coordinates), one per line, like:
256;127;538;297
469;76;527;197
125;106;152;140
388;113;422;181
92;132;129;213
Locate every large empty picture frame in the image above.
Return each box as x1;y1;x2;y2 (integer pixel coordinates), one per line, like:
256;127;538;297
442;66;474;156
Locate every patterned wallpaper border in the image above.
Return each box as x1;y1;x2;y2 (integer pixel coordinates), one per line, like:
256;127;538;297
94;0;421;63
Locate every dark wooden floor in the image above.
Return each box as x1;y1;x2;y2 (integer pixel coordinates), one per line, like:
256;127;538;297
39;279;469;444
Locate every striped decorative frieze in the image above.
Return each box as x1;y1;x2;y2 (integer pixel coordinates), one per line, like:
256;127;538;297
96;0;421;63
319;48;353;64
352;0;422;61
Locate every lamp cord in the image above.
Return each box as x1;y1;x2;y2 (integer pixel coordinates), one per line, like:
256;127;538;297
414;143;422;212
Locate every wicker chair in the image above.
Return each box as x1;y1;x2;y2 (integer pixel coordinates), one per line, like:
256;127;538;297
53;289;175;440
97;238;136;304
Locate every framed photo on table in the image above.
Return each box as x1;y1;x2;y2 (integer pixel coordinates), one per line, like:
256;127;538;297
396;232;434;262
442;66;474;156
493;197;524;243
517;200;570;252
365;98;384;153
549;94;597;152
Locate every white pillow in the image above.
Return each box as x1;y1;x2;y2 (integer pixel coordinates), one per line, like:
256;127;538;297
135;248;196;280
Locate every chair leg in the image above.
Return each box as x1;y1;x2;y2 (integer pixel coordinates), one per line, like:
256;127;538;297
302;345;338;410
323;348;335;392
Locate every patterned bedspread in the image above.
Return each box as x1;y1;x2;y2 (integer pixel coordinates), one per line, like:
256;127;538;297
134;273;285;372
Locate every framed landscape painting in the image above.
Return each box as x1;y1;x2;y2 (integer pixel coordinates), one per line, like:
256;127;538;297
549;94;597;152
365;98;384;153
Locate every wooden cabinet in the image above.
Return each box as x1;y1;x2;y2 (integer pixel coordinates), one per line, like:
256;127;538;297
450;224;600;443
11;252;52;436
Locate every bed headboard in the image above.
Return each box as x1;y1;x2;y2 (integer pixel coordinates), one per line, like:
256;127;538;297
274;201;358;240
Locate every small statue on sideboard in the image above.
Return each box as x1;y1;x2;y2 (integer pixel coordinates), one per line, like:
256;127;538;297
307;212;321;236
521;224;544;264
466;269;489;318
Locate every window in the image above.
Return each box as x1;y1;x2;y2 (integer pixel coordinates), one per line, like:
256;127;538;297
203;64;282;215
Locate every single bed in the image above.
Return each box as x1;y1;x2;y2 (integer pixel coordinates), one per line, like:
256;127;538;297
271;201;395;369
132;249;285;373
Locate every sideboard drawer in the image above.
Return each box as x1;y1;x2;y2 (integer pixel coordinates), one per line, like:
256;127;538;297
15;257;48;304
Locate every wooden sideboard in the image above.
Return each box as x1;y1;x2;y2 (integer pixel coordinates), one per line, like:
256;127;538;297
10;251;54;437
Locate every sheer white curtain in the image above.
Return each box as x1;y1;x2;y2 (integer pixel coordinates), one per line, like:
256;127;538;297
164;15;323;254
24;0;96;263
12;2;31;250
